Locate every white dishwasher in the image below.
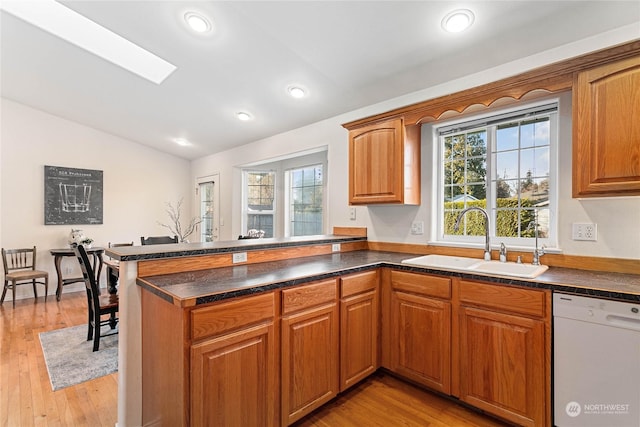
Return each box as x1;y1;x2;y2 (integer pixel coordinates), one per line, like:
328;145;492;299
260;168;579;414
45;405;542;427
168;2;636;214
554;293;640;427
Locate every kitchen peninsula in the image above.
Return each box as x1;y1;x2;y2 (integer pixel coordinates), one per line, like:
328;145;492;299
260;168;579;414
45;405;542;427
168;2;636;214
107;234;640;426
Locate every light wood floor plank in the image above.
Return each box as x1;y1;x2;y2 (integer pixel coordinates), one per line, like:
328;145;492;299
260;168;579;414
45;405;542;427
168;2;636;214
293;372;511;427
0;292;117;427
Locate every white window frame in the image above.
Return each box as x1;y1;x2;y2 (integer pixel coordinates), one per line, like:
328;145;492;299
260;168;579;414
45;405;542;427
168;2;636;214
242;170;276;238
284;163;324;237
432;99;559;251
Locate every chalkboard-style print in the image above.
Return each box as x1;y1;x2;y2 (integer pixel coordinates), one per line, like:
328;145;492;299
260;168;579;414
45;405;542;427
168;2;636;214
45;166;103;225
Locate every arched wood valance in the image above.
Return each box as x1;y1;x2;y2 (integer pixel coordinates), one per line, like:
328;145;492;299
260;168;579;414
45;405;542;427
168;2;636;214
343;39;640;130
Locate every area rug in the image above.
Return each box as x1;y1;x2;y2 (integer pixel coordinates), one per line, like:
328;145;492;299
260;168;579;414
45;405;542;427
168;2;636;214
39;324;118;391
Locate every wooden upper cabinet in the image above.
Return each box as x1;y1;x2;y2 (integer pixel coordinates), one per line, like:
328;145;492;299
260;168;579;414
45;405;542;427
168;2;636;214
347;118;420;205
573;55;640;197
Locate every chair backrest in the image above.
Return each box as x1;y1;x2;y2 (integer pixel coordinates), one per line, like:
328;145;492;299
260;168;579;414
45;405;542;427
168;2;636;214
73;245;101;311
109;242;134;248
2;246;37;274
140;235;178;245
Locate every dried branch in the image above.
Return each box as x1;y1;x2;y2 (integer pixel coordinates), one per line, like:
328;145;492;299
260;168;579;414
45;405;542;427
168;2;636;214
158;198;202;242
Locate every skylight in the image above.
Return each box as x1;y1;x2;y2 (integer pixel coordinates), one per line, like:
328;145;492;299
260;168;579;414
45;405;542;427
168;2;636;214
0;0;177;84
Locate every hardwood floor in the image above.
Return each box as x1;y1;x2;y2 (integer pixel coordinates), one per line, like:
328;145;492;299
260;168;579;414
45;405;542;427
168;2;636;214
1;291;508;427
293;371;511;427
0;291;117;427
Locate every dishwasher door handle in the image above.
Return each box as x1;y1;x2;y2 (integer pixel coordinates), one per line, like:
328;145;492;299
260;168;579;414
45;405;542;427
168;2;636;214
606;314;640;331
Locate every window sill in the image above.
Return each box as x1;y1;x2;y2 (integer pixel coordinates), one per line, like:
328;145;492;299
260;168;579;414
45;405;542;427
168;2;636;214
427;240;563;254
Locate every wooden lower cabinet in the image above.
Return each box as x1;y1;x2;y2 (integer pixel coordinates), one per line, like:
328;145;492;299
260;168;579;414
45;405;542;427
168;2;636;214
390;290;452;393
456;279;551;427
458;306;545;427
340;270;379;391
387;270;451;394
281;279;339;426
191;322;276;426
141;289;278;427
142;268;550;427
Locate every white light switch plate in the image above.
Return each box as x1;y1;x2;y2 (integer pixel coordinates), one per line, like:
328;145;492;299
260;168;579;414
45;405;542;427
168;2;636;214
349;207;356;220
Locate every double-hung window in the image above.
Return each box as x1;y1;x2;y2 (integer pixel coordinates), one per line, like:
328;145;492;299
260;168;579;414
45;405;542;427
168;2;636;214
435;101;558;249
285;164;324;236
243;171;276;238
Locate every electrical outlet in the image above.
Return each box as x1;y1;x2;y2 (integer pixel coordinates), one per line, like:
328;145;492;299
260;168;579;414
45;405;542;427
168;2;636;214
410;221;424;235
232;252;247;263
572;223;597;241
332;243;341;252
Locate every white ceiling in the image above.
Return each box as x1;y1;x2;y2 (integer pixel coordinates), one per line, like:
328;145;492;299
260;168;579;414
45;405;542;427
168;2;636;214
1;1;639;160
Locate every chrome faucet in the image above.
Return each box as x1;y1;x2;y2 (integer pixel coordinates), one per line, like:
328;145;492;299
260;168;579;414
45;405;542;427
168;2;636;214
454;207;491;261
531;210;545;266
499;242;507;263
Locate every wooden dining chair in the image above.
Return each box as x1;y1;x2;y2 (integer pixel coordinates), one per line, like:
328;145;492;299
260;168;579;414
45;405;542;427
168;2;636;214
1;246;49;308
74;244;118;351
140;235;178;245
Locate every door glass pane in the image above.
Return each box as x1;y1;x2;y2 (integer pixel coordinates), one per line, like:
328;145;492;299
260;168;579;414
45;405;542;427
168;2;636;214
200;181;215;242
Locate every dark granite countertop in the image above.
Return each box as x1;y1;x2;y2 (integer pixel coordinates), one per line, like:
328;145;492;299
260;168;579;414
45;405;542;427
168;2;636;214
136;250;640;307
106;234;365;261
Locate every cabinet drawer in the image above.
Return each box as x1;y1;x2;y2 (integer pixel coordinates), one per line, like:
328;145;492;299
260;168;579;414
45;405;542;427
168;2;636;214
458;280;547;318
390;270;451;299
341;270;378;298
191;292;275;340
282;278;337;315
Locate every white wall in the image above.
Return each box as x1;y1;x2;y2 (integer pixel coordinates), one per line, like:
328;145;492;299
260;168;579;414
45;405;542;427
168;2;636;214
1;99;191;301
192;25;640;260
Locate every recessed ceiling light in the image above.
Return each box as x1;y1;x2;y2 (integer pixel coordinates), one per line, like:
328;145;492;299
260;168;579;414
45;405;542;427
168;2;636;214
0;0;177;84
236;112;252;121
288;86;306;99
184;11;212;34
441;9;475;33
173;138;191;146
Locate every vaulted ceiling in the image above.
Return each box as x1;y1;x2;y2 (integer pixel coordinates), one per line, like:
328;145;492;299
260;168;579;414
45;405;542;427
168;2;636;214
1;1;638;160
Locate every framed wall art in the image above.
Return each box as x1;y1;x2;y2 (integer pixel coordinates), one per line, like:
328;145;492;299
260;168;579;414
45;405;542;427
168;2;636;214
44;165;103;225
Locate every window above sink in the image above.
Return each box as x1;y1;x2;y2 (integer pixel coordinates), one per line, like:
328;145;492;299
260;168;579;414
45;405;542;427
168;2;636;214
431;98;559;251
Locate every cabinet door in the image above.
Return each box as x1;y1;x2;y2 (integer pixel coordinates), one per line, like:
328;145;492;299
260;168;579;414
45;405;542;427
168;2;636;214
191;322;276;427
389;290;451;394
340;289;378;391
348;118;420;205
573;55;640;197
281;303;339;426
458;306;545;427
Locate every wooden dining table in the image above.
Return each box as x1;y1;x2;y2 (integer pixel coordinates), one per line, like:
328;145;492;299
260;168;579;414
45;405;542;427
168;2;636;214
49;247;104;300
104;258;120;294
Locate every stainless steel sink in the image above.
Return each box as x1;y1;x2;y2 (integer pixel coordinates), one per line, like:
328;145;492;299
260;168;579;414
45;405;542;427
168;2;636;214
401;254;548;279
